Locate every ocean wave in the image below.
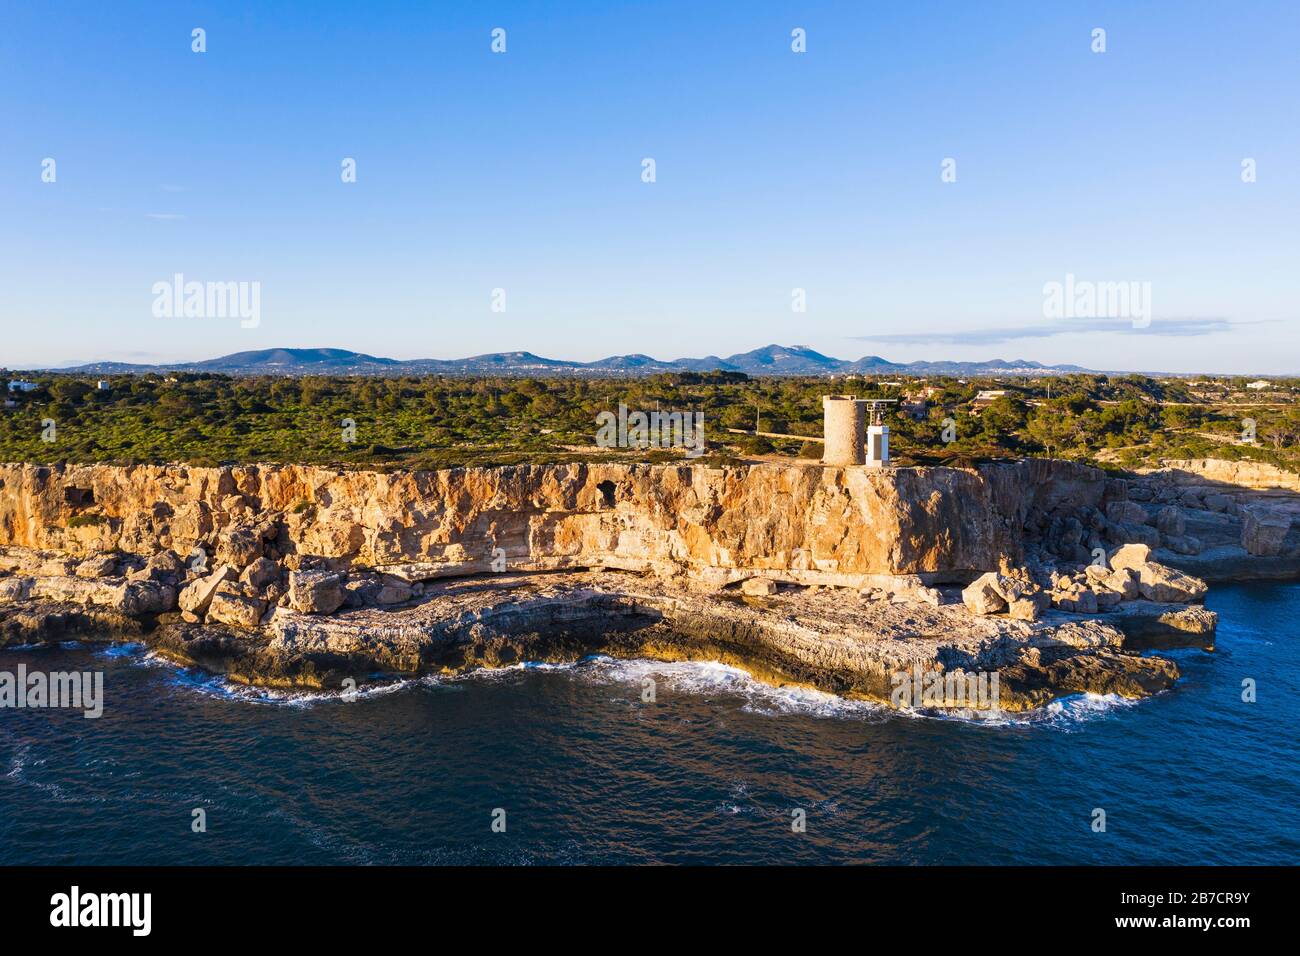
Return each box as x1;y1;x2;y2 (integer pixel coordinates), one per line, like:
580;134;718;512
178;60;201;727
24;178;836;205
135;651;418;707
97;642;146;658
1036;692;1144;729
119;647;1148;727
570;658;1159;729
560;656;895;721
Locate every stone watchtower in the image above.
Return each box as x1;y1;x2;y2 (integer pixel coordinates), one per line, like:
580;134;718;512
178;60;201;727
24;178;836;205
821;395;892;468
821;396;867;465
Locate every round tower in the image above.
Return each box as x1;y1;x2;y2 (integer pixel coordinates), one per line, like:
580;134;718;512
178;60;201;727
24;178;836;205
821;395;866;466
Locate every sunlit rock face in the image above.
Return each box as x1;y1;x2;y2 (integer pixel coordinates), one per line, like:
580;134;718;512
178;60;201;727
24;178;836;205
0;460;1106;584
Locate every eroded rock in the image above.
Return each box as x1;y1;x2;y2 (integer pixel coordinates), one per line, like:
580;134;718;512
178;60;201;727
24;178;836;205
288;569;346;615
206;582;267;629
1109;543;1152;571
74;554;119;578
1242;506;1291;557
1136;563;1208;604
962;573;1007;615
178;565;237;616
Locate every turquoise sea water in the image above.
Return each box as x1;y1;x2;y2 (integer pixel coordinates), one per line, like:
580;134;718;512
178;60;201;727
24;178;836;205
2;583;1297;865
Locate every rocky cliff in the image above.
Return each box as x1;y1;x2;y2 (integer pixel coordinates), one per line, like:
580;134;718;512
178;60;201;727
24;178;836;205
1147;458;1300;494
0;458;1223;708
0;459;1108;586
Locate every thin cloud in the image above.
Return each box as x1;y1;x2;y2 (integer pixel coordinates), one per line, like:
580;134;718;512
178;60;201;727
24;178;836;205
145;212;186;221
852;317;1239;346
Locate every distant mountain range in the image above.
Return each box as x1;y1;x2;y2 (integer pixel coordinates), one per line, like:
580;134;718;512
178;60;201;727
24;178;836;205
40;345;1095;378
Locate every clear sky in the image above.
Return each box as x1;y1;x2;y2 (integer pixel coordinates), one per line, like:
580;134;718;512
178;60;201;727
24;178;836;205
2;1;1297;373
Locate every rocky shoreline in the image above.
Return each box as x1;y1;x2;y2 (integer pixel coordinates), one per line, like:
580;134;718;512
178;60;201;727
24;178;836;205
1;457;1295;712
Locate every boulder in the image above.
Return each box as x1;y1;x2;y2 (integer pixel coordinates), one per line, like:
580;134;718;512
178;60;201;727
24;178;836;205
240;556;281;591
287;569;347;614
23;575;173;616
1115;522;1162;548
219;494;252;519
1161;534;1202;556
1241;507;1291;557
1101;566;1140;600
1084;564;1111;584
178;565;237;616
1051;589;1098;614
375;575;415;605
741;577;778;597
1093;589;1122;611
989;573;1037;603
1154;506;1186;537
1106;501;1148;525
1046;515;1088;563
74;554;119;578
1154;484;1179;504
30;575;125;608
1108;543;1152;571
1203;493;1234;513
216;529;262;570
343;575;380;608
912;586;943;607
37;557;77;577
962;572;1007;615
127;549;186;584
206;582;267;628
1136;563;1208;604
0;577;32;603
123;580;177;615
1007;591;1050;621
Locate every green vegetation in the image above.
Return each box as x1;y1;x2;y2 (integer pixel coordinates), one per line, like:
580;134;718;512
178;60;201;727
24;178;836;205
1;370;1296;472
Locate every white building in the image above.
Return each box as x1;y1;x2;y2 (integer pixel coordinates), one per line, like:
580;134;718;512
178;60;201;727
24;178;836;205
1245;380;1273;390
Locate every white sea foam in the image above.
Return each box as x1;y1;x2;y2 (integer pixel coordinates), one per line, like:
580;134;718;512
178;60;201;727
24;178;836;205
115;644;1149;727
568;658;1157;729
97;642;146;658
561;656;892;721
132;650;416;707
1039;692;1143;727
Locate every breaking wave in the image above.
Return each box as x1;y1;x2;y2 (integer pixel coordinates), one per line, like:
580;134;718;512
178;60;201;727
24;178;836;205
90;643;1152;727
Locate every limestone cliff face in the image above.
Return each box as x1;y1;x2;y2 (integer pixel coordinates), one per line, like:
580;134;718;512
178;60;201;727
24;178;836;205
0;460;1104;583
1147;459;1300;494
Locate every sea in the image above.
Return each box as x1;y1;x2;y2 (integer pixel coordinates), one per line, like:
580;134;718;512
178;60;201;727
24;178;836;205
2;582;1297;865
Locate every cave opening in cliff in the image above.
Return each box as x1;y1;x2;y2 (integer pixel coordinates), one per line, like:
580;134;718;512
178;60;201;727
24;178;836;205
64;487;94;509
597;480;616;508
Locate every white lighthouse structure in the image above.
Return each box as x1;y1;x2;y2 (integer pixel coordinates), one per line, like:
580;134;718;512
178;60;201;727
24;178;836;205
864;400;892;468
820;395;893;468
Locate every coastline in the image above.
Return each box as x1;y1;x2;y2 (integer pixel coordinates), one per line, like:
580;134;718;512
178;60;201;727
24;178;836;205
5;455;1293;711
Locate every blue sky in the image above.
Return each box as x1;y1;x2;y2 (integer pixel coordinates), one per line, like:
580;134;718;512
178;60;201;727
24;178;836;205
1;0;1297;373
